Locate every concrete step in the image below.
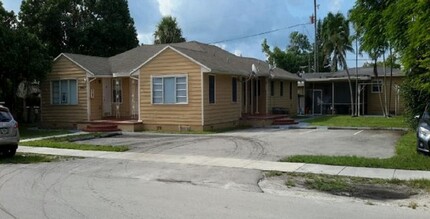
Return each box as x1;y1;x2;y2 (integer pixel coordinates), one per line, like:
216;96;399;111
272;118;299;125
83;124;121;132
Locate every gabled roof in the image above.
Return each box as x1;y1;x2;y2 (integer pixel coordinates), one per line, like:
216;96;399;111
303;67;404;82
55;53;111;76
56;41;302;81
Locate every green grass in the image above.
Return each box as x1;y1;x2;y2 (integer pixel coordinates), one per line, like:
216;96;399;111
305;115;408;128
305;175;351;192
289;173;430;193
19;125;71;139
23;134;129;152
281;132;430;170
0;153;61;164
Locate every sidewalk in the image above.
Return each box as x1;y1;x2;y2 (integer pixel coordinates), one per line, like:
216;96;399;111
18;146;430;180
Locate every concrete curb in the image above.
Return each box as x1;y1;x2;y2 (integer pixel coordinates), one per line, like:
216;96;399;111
273;125;409;132
17;146;430;180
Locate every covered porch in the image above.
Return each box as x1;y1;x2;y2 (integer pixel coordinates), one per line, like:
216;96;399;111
88;76;139;121
304;78;370;115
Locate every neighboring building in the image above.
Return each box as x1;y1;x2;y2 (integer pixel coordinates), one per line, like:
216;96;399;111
40;41;302;131
302;67;404;115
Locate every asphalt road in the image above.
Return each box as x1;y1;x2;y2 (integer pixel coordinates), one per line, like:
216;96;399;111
0;158;428;219
78;128;402;160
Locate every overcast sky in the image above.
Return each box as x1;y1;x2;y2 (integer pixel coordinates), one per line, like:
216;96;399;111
2;0;368;68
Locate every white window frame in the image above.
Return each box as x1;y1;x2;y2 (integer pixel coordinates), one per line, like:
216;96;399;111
151;74;188;105
51;79;78;105
372;79;383;93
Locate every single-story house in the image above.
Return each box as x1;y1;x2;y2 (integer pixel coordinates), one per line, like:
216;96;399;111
302;67;405;115
40;41;302;131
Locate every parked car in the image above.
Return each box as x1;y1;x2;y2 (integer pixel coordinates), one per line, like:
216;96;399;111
417;104;430;155
0;104;19;157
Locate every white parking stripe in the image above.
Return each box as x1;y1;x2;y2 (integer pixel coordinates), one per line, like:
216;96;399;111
299;130;316;135
353;130;364;135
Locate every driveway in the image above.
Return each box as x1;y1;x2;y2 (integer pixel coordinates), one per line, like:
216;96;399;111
77;128;403;160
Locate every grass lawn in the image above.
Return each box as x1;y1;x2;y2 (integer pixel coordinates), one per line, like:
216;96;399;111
305;115;408;128
23;134;129;152
19;125;71;139
281;132;430;170
0;153;62;164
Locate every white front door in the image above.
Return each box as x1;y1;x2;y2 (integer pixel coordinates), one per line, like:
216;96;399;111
102;78;112;116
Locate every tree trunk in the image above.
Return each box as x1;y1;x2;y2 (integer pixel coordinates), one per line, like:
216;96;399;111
388;47;393;116
374;59;386;117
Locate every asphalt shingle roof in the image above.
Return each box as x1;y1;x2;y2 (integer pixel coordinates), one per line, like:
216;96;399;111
303;67;404;81
60;41;302;81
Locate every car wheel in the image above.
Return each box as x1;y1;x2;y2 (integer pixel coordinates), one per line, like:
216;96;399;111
3;148;16;158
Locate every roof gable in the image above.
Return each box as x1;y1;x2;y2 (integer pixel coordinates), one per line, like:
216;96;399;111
130;45;211;75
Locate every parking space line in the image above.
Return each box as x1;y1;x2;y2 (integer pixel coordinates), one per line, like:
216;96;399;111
353;130;364;135
299;130;316;135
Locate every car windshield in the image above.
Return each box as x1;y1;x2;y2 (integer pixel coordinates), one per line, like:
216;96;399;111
0;110;12;122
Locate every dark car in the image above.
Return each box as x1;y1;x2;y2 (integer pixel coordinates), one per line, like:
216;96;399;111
0;104;19;157
417;104;430;154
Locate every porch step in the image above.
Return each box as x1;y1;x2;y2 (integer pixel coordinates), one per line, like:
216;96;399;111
272;117;299;125
83;124;121;132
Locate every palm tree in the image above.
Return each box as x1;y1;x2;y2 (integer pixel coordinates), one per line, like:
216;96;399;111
322;12;355;116
153;16;185;44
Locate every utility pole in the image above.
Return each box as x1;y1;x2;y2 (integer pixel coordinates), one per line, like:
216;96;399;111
355;37;358;116
313;0;317;74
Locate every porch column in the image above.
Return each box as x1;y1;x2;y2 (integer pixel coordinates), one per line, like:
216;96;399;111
255;77;259;114
245;80;248;114
250;78;254;115
86;76;91;121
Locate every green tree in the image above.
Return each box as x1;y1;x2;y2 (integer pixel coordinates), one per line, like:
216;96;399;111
19;0;138;57
350;0;430;126
79;0;139;56
154;16;186;44
385;0;430;126
321;12;355;116
349;0;392;116
0;2;51;114
262;31;312;73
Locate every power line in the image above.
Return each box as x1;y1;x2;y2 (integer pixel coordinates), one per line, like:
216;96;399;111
209;23;311;45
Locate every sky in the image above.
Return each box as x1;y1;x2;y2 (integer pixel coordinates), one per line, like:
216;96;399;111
2;0;368;69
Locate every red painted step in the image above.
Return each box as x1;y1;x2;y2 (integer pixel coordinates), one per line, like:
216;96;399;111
83;124;121;132
272;118;299;125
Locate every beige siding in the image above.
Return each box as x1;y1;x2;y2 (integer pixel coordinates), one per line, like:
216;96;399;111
90;79;103;120
367;77;404;115
139;48;202;128
40;56;88;128
203;74;242;126
267;79;298;115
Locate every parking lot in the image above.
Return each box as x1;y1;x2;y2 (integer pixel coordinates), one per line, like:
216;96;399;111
77;128;404;161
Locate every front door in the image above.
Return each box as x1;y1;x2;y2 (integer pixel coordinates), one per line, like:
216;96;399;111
102;78;112;116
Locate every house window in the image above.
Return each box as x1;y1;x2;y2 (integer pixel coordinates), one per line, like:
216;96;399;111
232;77;237;102
289;82;293;99
209;75;215;103
51;79;78;105
112;78;122;103
372;79;383;93
152;75;188;104
270;81;274;96
280;81;284;96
